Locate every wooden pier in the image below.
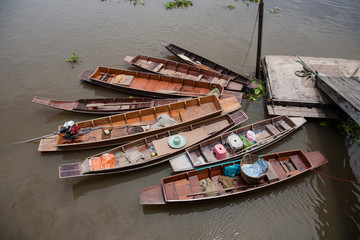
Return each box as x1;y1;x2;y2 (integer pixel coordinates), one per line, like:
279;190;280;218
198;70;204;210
262;55;360;120
317;76;360;125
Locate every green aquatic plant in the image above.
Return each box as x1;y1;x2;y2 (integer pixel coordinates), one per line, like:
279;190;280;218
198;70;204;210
269;5;282;14
244;77;267;102
165;0;193;9
336;116;360;144
129;0;145;5
224;4;235;9
65;52;81;64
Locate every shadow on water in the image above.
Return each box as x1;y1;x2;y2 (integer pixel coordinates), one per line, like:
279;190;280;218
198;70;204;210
71;161;170;200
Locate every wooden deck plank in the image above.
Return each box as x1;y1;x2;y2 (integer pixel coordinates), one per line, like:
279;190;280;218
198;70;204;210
317;76;360;124
188;175;202;193
268;158;288;180
289;155;306;171
143;79;159;91
174;179;192;200
164;182;178;200
265;124;280;135
129;77;148;89
266;105;338;119
265;163;279;183
262;55;355;119
225;81;243;91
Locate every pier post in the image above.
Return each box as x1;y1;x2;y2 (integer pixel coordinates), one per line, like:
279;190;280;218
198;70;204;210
255;0;264;80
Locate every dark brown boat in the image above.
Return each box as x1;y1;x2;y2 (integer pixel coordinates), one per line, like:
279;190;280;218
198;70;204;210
124;55;235;89
160;41;253;88
32;96;184;115
139;150;328;205
59;110;248;178
38;95;223;152
169;116;306;172
80;67;224;98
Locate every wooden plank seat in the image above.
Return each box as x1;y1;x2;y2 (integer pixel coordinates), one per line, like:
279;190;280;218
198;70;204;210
289;155;306;171
153;63;164;72
188;175;203;199
267;158;288;179
201;146;216;163
265;163;279;183
265;124;281;135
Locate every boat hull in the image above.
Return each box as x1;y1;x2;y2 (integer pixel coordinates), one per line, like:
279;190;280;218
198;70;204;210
160;41;253;88
139;150;328;205
58;111;248;178
32;96;181;115
38;95;223;152
80;67;224;98
169;116;306;172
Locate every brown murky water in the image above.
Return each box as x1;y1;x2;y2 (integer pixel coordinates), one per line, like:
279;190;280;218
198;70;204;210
1;0;359;239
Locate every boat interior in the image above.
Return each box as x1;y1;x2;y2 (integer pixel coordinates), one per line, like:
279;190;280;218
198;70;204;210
55;95;222;146
58;114;235;178
162;150;312;201
90;66;223;96
186;116;296;167
128;55;230;86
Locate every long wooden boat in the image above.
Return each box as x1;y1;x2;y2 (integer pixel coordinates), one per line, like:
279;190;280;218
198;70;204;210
32;91;243;115
123;55;237;90
169;116;306;172
80;67;224;98
160;41;254;88
139;149;328;205
32;96;184;115
80;69;242;101
59;110;248;178
38;95;223;152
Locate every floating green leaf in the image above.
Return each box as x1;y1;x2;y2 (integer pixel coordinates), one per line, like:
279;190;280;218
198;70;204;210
65;52;81;64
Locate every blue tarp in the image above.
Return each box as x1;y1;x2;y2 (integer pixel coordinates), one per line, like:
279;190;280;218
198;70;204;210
241;158;268;178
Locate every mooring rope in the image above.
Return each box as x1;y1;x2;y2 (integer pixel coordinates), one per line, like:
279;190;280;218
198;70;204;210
240;7;259;73
310;169;360;185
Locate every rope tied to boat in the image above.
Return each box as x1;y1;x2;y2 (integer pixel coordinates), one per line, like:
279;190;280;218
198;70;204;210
310;168;360;185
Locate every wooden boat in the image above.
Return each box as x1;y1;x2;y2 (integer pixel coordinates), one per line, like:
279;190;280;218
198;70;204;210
59;110;248;178
80;69;242;101
32;96;184;115
139;149;328;205
169;116;306;172
160;41;254;88
80;67;224;98
123;55;233;89
38;95;223;152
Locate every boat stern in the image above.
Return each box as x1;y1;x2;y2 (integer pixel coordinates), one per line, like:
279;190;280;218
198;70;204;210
304;151;328;169
139;185;166;205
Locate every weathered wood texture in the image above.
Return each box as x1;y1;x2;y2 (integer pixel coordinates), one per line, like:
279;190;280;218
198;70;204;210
264;55;332;104
266;105;338;119
263;55;360;118
317;76;360;125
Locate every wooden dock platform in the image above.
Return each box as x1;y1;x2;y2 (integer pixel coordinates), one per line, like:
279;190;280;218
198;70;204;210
263;55;360;119
317;76;360;125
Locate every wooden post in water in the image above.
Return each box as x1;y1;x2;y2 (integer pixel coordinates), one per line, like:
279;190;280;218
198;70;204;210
255;0;264;80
